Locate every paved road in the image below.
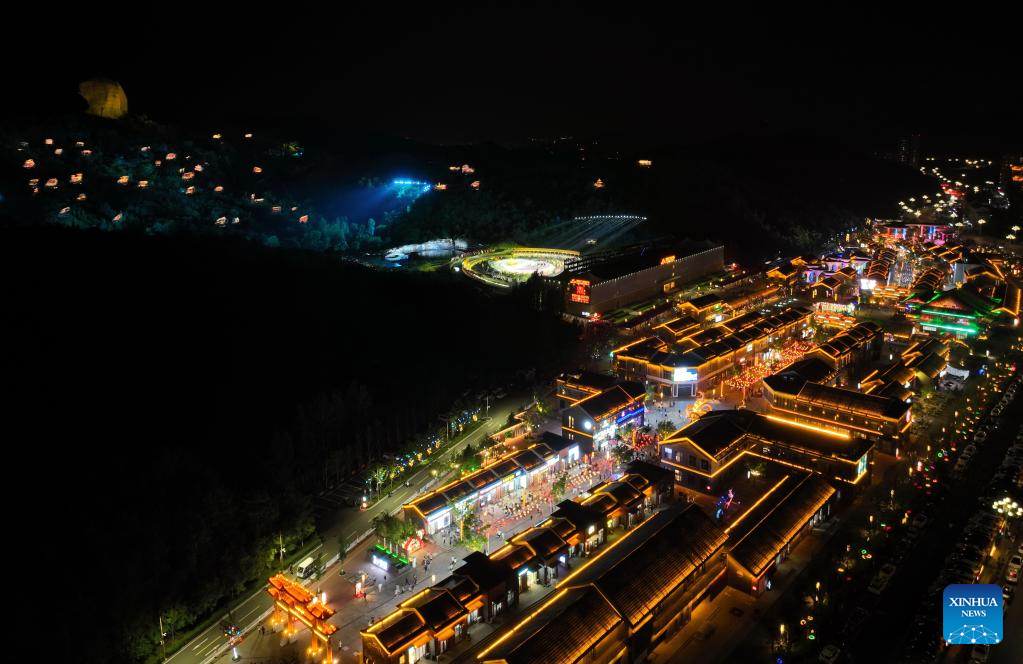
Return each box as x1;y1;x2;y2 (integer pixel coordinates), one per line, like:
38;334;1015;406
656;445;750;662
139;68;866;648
847;380;1023;662
166;390;532;664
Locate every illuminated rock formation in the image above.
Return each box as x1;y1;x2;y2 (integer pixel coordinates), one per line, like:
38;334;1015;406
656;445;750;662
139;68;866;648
78;79;128;119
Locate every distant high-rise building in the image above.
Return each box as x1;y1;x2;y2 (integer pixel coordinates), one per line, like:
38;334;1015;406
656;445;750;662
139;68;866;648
896;133;921;167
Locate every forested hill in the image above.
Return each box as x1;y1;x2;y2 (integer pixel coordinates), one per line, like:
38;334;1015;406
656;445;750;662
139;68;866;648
3;113;930;263
5;225;575;663
388;133;934;262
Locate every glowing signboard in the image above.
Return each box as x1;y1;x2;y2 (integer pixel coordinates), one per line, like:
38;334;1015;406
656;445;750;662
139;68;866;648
661;255;676;265
856;454;868;479
673;368;698;383
569;278;591;304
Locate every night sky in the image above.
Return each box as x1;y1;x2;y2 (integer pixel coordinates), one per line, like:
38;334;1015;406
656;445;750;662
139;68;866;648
7;7;1021;148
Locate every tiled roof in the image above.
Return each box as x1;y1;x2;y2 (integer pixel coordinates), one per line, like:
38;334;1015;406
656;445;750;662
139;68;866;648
728;475;835;576
480;506;727;663
454;551;513;591
795;382;910;421
666;410;747;456
404;588;467;631
586;505;726;626
481;586;622;664
372;611;427;653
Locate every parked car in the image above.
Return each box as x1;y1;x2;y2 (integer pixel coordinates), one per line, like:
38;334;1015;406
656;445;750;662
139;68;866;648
819;644;841;664
868;574;890;595
1009;555;1022;575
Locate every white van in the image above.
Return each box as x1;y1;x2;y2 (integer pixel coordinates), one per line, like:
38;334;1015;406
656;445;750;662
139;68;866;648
296;556;316;579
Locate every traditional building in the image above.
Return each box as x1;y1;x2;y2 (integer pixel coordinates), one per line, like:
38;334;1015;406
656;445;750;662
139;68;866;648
808;321;882;370
724;473;836;596
561;381;646;450
476;505;728;664
405;444;561;534
762;365;913;447
659;409;873;493
362;587;472;663
612;305;813;398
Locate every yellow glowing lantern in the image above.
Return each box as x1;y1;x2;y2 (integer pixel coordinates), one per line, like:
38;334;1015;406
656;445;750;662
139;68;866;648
216;217;227;226
117;175;130;185
54;148;63;155
272;205;282;213
470;180;480;189
75;141;85;148
45;178;58;188
185;186;195;195
212;133;222;139
138;180;149;189
434;183;447;190
252;166;263;173
28;178;39;186
70;173;83;184
232;217;240;224
76;193;87;201
140;146;150;152
299;214;309;223
44;138;53;145
244;133;253;138
82;149;93;156
638;159;652;167
59;207;70;215
112;213;123;222
23;159;35;168
214;185;224;192
594;178;605;188
182;172;195;180
194;164;203;172
166;152;177;160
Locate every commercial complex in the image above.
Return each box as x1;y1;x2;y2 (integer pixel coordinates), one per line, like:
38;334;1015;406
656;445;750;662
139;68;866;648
808;321;882;370
658;409;873;493
370;461;674;664
476;504;728;664
612;305;813;398
405;443;569;535
762;363;912;444
724;472;836;596
560;243;724;317
559;379;646;450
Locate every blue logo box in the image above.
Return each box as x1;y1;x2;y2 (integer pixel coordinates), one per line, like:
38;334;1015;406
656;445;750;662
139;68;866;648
943;584;1003;645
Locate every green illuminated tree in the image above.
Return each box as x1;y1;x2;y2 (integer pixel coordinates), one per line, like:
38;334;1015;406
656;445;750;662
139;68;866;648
452;503;485;549
611;444;635;466
551;472;569;503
